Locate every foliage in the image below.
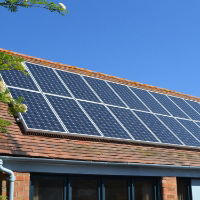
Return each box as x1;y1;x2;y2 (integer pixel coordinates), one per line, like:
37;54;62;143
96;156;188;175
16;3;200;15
0;0;67;15
0;195;7;200
0;118;12;133
0;52;27;74
0;52;28;133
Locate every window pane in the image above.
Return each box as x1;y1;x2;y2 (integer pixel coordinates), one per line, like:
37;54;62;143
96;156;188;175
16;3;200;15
31;176;64;200
134;178;154;200
177;178;191;200
70;176;98;200
105;177;128;200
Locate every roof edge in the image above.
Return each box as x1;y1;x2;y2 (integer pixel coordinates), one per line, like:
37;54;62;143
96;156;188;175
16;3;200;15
1;48;199;102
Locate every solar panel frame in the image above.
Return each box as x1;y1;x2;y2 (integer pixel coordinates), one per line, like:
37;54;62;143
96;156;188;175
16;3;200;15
134;111;183;145
9;88;67;133
47;95;102;136
108;106;159;142
23;64;70;132
83;76;127;107
169;95;200;121
79;101;132;139
130;87;171;115
26;62;71;96
158;115;200;147
184;99;200;116
107;81;150;111
0;66;38;91
55;69;100;102
177;119;200;141
150;91;190;119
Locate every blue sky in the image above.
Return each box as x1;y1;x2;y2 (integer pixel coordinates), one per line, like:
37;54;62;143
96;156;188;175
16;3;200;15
1;0;200;97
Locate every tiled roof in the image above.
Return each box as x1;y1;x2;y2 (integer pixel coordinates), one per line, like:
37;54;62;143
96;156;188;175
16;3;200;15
1;48;200;165
1;101;200;166
0;48;199;102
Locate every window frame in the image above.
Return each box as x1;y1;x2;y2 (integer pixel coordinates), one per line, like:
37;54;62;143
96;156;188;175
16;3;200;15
30;173;162;200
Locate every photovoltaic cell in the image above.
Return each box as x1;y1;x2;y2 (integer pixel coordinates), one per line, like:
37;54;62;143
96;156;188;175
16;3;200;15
56;70;100;102
185;100;200;115
47;95;101;136
131;88;169;115
158;115;200;147
135;112;182;145
108;82;149;111
80;101;130;139
10;88;65;132
84;77;126;107
0;69;38;91
109;107;158;142
169;96;200;121
151;92;189;119
27;63;71;96
177;119;200;141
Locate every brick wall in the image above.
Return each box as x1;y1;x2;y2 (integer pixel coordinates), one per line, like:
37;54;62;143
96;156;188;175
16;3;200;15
162;177;178;200
14;172;30;200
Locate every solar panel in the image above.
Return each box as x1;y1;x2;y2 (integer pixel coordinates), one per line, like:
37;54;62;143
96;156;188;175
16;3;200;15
84;77;126;107
151;92;189;119
135;111;182;145
56;70;100;102
4;62;200;149
131;88;169;115
158;115;200;147
27;63;71;96
108;82;149;111
0;69;38;91
80;101;131;139
10;88;65;132
169;96;200;121
185;100;200;114
47;95;101;136
177;119;200;141
109;107;158;142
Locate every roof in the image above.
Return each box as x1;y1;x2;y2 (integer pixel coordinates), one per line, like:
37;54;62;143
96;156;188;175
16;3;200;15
1;48;200;168
0;48;199;102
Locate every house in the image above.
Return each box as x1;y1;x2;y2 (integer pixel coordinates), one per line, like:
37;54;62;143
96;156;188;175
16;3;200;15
0;48;200;200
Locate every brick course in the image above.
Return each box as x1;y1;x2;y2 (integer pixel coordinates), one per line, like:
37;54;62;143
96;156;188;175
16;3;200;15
162;177;178;200
14;172;30;200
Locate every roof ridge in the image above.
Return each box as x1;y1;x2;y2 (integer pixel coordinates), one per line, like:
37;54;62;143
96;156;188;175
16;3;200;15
0;48;199;102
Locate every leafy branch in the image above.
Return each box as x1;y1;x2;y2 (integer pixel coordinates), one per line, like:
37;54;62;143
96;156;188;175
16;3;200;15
0;195;7;200
0;52;28;133
0;0;67;15
0;52;27;73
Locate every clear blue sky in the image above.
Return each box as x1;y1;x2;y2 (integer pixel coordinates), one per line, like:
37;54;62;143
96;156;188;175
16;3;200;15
1;0;200;97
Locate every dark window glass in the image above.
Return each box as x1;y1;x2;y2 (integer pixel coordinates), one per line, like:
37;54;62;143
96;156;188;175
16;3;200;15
30;174;161;200
177;178;191;200
104;177;128;200
134;178;155;200
70;176;98;200
31;175;64;200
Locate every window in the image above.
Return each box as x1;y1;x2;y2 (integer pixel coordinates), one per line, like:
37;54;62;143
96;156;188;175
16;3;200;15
134;178;155;200
104;177;128;200
30;175;64;200
30;174;161;200
177;178;191;200
70;176;98;200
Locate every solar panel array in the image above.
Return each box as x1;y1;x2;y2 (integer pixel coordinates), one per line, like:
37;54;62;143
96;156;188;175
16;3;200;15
1;62;200;148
